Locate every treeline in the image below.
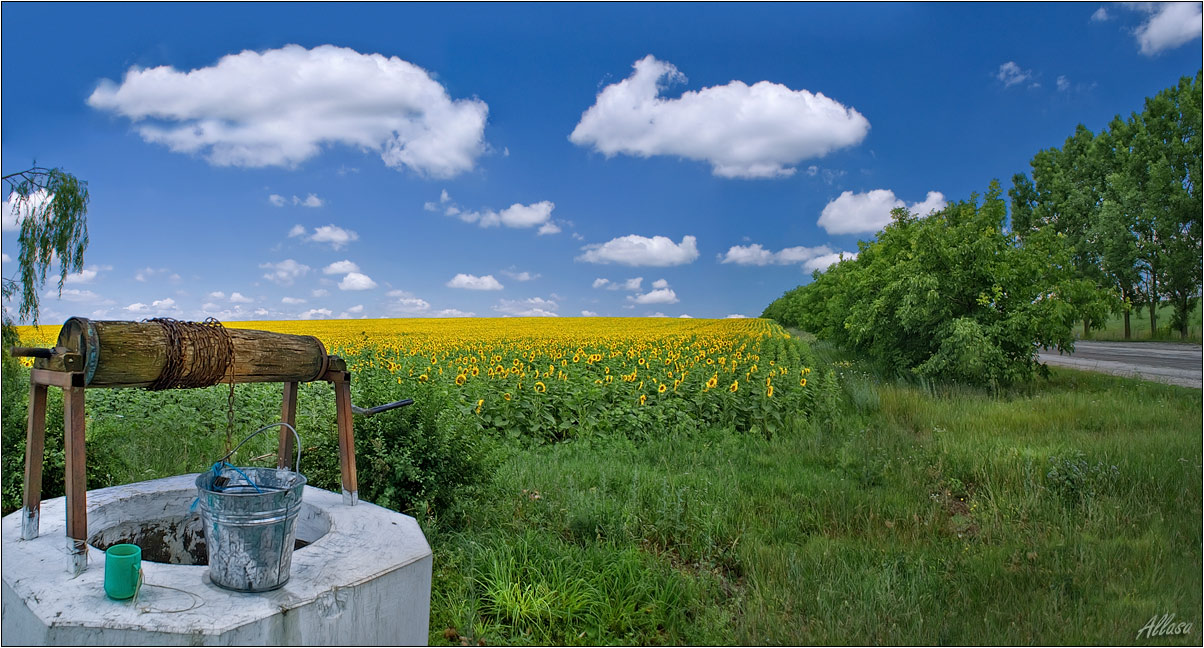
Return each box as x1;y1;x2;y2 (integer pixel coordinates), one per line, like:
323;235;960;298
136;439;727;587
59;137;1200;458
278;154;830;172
764;72;1201;386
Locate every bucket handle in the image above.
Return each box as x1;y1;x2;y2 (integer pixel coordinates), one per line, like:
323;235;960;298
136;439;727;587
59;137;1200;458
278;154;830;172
215;422;302;473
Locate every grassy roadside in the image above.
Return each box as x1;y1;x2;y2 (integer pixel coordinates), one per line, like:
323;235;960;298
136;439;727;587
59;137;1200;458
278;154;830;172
427;356;1201;645
1080;302;1202;343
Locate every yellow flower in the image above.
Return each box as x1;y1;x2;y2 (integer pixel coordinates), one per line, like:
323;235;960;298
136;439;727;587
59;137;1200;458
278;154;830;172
639;394;647;405
706;375;718;389
766;385;774;398
729;380;739;393
475;399;484;414
503;392;512;401
471;366;480;376
765;376;772;387
658;383;667;394
799;378;807;387
418;374;429;382
455;374;467;386
534;381;547;393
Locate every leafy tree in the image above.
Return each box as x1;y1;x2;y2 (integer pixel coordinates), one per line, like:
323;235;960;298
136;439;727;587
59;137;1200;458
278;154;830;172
766;181;1083;388
1;165;91;330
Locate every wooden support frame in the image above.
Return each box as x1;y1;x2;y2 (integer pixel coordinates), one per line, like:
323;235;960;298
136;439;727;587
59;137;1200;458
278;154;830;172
20;354;360;576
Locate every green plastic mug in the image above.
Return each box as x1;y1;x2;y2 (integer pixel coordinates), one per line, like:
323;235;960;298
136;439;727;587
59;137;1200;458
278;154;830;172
104;544;142;600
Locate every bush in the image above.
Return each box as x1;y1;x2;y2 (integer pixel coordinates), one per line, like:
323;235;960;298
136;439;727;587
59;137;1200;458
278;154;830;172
763;181;1084;388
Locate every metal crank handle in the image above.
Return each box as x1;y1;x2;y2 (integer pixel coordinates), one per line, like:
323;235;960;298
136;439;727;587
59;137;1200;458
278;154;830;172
351;398;415;417
8;346;57;358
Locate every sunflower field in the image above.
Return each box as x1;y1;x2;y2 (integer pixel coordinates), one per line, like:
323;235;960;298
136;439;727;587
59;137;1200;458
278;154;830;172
10;317;837;517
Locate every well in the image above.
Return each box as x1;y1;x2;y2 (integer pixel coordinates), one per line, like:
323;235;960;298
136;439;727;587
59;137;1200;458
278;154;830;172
1;474;432;645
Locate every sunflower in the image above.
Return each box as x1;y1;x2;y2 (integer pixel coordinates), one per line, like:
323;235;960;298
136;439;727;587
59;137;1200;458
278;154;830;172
534;381;547;393
706;375;719;389
729;380;739;393
503;392;512;401
455;374;467;386
766;385;774;398
639;394;647;405
799;378;807;387
658;383;667;394
418;374;429;383
475;399;484;414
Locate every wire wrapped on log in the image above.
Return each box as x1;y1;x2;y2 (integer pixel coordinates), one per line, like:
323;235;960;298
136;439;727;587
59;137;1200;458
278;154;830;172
144;318;234;390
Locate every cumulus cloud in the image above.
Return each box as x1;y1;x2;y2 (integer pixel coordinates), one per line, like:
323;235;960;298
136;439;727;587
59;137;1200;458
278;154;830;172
229;292;253;303
1091;6;1110;22
287;224;306;237
270;194;287;207
338;272;377;291
1057;75;1071;92
494;297;558;317
282;296;306;305
299;308;333;320
720;243;833;266
87;44;488;177
434;192;559;233
804;251;858;273
570;55;869;178
578;234;699;266
64;264;110;284
447;273;504;290
593;277;644;291
628;286;679;305
323;260;361;275
56;288;108;303
2;190;51;232
295;193;323;207
581;310;599;317
134;266;180;283
309;225;358;249
817;189;945;235
996;61;1032;87
1131;2;1202;55
391;297;432;314
125;302;149;313
433;308;475;317
260;259;310;285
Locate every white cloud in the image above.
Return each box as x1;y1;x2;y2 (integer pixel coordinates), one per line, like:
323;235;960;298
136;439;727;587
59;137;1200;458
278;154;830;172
1091;7;1110;22
134;266;178;283
725;314;748;319
299;308;333;320
338;272;377;291
805;251;858;273
651;278;669;289
592;278;611;289
308;224;358;250
578;234;699;266
229;292;253;303
208;291;226;299
628;288;678;305
254;308;269;316
581;310;599;317
817;189;945;235
1132;2;1202;55
678;314;693;318
437;193;559;232
570;55;869;178
323;260;361;275
593;276;645;291
1056;75;1071;92
56;288;106;303
260;259;310;285
125;302;149;313
2;253;11;263
447;273;504;290
87;44;488;178
392;296;432;314
997;61;1032;88
433;308;475;317
2;190;51;232
312;288;329;298
282;296;306;305
347;304;364;313
494;297;558;317
152;298;176;309
270;194;287;207
64;264;110;284
295;193;323;208
287;224;307;238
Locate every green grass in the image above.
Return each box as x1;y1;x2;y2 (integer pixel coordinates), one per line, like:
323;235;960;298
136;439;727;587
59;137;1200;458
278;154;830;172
2;348;1200;645
1080;301;1202;343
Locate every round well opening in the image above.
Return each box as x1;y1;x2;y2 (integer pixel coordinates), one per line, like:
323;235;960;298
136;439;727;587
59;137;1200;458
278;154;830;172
86;485;331;566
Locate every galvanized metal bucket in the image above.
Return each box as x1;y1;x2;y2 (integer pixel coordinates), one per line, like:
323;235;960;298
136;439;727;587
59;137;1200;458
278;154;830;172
195;423;306;592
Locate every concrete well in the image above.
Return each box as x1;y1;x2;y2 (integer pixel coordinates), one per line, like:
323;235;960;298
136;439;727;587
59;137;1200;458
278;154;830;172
1;474;431;645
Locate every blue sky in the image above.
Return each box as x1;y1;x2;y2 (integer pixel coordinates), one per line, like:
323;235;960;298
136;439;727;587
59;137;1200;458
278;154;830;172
2;2;1201;323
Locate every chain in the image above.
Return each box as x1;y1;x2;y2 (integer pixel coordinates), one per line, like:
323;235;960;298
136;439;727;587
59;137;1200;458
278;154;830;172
142;317;236;453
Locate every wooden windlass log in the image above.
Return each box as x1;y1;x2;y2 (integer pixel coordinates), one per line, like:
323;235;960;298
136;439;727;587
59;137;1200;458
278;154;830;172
34;317;329;388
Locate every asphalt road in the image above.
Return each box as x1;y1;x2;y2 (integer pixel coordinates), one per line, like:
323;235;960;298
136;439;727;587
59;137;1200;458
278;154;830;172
1038;341;1203;389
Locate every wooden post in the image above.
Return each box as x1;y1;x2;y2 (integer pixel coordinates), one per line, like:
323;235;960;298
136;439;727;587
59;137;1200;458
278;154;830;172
62;374;87;575
332;372;358;506
21;380;48;540
278;382;299;470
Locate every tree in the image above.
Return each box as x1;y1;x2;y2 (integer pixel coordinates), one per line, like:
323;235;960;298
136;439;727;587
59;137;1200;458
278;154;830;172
765;180;1083;388
1;165;90;331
